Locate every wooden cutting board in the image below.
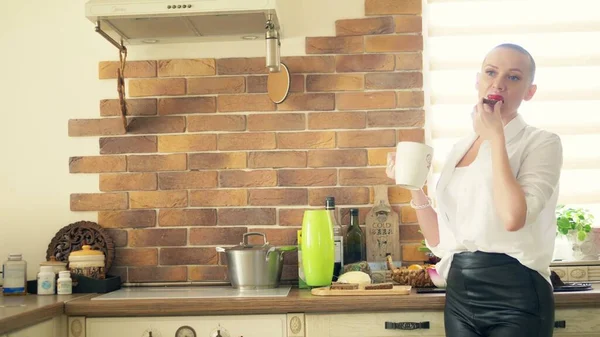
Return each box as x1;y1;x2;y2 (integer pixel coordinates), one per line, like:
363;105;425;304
365;185;401;262
311;285;411;296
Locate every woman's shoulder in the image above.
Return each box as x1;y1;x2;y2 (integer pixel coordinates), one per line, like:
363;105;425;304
520;125;562;151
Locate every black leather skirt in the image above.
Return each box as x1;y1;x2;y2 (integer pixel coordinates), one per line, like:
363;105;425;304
445;251;554;337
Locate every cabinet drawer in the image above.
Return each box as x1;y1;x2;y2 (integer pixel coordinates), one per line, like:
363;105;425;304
306;311;444;337
554;308;600;335
86;315;287;337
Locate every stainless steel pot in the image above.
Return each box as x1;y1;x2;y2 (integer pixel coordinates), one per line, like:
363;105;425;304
216;232;296;290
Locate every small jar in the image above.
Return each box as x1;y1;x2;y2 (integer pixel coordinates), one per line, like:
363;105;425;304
57;271;72;295
2;253;27;296
37;266;55;295
68;245;106;279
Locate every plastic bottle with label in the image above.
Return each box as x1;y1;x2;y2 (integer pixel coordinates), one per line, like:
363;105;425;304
37;266;56;295
57;271;73;295
2;253;27;296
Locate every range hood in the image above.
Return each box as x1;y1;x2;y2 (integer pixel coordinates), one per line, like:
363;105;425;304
85;0;281;45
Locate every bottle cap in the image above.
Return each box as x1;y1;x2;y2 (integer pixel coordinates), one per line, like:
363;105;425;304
8;253;22;260
325;196;335;209
40;266;55;273
59;271;71;278
350;208;359;216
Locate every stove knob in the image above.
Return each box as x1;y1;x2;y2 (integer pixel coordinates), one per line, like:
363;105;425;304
209;327;230;337
142;328;162;337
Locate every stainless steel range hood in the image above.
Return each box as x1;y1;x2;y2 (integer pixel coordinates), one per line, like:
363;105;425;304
85;0;281;45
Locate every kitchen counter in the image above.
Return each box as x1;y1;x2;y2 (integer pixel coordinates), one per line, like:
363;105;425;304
0;293;92;335
64;285;600;317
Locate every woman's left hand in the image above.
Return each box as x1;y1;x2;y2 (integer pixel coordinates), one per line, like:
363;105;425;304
473;98;504;141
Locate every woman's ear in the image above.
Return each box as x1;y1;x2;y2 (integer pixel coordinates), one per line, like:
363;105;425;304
524;84;537;101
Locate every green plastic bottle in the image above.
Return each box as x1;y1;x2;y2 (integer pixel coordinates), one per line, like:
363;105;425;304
301;210;334;287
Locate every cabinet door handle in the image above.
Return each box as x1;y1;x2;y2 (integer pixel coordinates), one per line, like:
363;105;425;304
385;321;430;330
554;320;566;329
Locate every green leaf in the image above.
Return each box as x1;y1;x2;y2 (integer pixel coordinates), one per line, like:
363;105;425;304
578;231;587;241
584;225;592;232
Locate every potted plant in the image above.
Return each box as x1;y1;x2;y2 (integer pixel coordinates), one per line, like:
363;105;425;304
556;204;597;260
556;205;594;241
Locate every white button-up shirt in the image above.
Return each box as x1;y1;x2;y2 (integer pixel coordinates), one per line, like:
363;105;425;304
428;114;563;285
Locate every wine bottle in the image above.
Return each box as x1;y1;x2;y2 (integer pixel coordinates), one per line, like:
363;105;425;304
325;196;343;280
344;208;366;264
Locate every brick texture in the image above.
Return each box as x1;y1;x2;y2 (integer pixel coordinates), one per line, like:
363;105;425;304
100;136;157;154
157;59;215;77
218;208;276;226
100;173;157;191
69;156;126;173
307;149;367;167
188;115;246;132
187;76;245;95
305;36;364;54
99;61;156;79
308;112;366;130
336;17;395;36
306;74;364;92
157;135;217;152
70;193;128;211
159;209;217;227
365;35;423;53
127;154;187;172
336;54;395;72
189;152;247;170
158;97;216;115
365;0;422;15
129;191;188;209
75;0;429;281
248;151;306;168
99;210;157;228
129;78;186;97
219;170;277;188
158;171;218;190
100;99;157;117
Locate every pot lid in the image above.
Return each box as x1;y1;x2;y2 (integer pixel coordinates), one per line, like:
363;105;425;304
69;245;105;257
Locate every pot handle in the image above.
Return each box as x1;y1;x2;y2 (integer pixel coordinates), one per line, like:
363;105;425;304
215;247;227;253
242;232;268;246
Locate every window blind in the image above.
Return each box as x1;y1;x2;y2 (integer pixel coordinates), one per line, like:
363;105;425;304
424;0;600;222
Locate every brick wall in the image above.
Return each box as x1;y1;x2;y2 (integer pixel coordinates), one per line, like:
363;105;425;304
68;0;427;283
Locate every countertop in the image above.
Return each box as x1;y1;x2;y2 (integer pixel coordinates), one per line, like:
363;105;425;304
64;285;600;317
3;286;600;334
0;293;92;335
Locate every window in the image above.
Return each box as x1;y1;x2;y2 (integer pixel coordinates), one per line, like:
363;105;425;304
423;0;600;223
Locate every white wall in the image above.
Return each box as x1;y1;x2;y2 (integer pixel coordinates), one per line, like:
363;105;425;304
0;0;364;281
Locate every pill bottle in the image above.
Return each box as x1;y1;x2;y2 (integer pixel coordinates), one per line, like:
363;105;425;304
2;253;27;296
57;271;73;295
37;266;56;295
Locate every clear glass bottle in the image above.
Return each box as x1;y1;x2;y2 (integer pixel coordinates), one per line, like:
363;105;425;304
2;253;27;296
344;208;366;264
325;196;344;279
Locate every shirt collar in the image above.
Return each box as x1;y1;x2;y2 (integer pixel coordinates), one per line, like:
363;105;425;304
503;114;528;143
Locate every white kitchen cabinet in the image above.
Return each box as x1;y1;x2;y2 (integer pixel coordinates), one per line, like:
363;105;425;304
86;314;294;337
554;308;600;336
305;308;600;337
306;311;445;337
7;315;66;337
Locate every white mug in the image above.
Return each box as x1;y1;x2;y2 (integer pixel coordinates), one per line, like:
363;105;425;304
393;141;433;190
